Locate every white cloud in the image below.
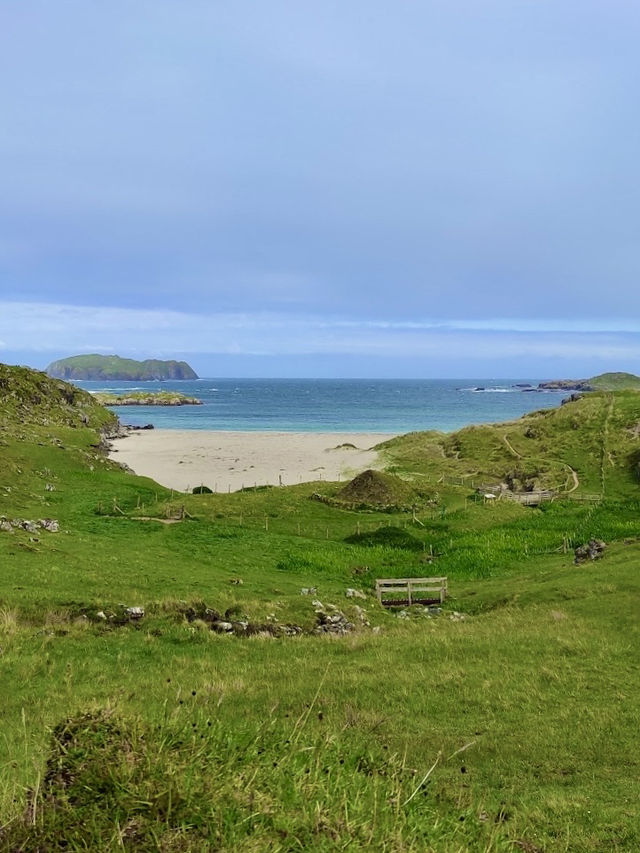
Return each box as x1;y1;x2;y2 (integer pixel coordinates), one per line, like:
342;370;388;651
1;301;640;365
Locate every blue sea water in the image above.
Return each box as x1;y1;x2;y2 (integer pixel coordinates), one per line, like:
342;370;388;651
77;378;568;433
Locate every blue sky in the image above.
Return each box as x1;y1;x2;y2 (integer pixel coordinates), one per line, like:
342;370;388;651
1;1;639;377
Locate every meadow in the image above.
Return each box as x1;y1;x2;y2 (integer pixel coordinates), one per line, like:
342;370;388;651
0;365;639;851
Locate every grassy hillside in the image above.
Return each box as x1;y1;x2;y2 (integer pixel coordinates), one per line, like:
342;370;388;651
378;389;640;500
46;353;198;380
539;371;640;392
586;371;640;390
0;365;639;851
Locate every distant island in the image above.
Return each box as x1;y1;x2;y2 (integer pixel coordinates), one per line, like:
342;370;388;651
465;372;640;394
535;372;640;392
46;354;198;381
94;391;202;407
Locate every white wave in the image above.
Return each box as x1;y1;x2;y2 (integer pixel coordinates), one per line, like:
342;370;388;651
462;386;515;393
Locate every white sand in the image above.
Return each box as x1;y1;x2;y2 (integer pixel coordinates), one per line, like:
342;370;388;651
108;430;397;492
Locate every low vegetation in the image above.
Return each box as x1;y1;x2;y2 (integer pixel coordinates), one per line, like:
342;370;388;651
0;364;639;851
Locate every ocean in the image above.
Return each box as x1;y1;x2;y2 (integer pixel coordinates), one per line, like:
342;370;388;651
77;378;568;433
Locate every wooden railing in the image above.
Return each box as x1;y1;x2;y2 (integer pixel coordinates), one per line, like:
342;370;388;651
375;577;447;607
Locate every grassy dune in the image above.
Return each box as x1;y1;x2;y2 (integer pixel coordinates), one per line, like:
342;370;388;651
1;365;639;850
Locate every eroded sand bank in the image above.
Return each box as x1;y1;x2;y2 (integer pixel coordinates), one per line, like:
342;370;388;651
109;430;396;492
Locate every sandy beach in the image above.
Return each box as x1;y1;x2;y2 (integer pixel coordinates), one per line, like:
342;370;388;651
109;430;396;492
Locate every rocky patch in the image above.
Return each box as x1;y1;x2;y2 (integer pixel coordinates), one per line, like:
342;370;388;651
574;539;606;564
0;517;59;533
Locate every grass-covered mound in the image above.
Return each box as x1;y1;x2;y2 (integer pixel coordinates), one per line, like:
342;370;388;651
0;363;117;431
338;469;416;505
344;524;424;550
586;371;640;390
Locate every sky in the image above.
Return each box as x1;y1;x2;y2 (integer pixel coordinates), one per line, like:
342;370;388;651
1;0;640;377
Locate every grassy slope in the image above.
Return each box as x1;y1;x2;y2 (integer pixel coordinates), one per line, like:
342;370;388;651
586;371;640;390
1;367;639;850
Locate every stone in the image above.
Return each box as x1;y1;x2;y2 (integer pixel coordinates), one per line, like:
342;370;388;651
0;521;13;533
300;587;318;596
38;519;59;532
345;588;366;599
314;609;355;635
449;611;467;621
125;606;144;620
311;599;324;609
574;539;606;565
211;621;234;632
96;611;107;620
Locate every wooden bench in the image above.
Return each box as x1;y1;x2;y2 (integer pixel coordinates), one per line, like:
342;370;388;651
375;577;447;607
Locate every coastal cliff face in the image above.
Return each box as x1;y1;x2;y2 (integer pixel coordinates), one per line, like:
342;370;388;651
46;354;198;381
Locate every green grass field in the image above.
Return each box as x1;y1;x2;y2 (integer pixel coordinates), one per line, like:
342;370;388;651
1;365;639;851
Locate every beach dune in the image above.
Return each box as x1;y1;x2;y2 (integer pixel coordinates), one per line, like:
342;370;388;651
109;430;395;492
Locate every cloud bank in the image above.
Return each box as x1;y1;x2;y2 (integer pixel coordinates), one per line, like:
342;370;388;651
2;302;639;377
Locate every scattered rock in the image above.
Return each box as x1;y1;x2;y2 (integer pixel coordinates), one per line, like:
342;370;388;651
574;539;606;564
300;587;318;596
211;621;234;633
125;607;145;620
311;599;324;609
449;611;467;621
314;610;355;635
345;588;366;600
1;518;60;533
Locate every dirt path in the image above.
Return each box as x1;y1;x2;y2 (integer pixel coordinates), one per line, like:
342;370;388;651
502;434;522;459
503;433;580;494
566;467;579;493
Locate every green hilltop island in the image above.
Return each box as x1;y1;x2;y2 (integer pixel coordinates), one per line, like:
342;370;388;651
46;353;198;381
1;361;640;850
535;371;640;392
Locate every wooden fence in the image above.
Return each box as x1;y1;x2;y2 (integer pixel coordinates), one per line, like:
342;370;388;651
376;577;447;607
